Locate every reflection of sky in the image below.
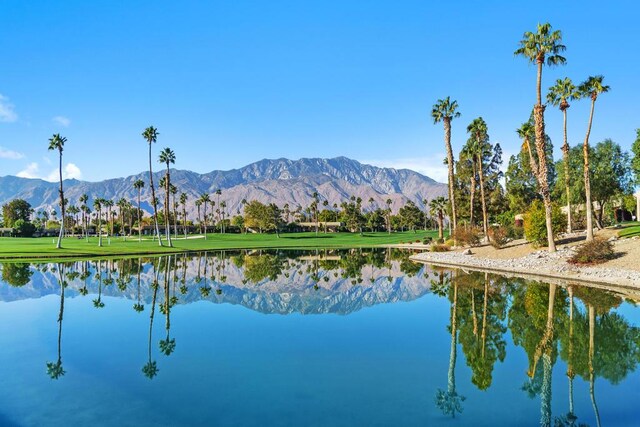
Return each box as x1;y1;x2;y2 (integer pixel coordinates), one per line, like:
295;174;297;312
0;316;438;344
1;267;640;425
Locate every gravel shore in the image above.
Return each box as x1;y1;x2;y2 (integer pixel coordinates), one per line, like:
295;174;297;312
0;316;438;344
410;240;640;288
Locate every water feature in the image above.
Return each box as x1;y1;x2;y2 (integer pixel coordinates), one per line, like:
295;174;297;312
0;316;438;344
1;248;639;426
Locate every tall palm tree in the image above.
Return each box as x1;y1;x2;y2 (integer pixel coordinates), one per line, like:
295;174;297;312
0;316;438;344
117;198;128;239
432;97;461;236
430;196;447;240
547;77;581;233
195;199;203;234
158;147;176;247
466;117;489;240
170;185;178;237
48;134;67;248
67;205;80;234
104;199;114;237
93;198;103;247
214;189;222;232
142;126;163;246
133;179;145;241
578;75;610;242
79;193;89;240
385;198;392;234
199;193;210;239
220;200;227;234
180;193;188;239
515;22;566;252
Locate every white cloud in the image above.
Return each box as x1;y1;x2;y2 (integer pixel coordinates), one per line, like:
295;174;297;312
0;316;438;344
0;146;25;160
362;154;449;184
0;94;18;123
52;115;71;127
16;162;40;179
16;162;82;181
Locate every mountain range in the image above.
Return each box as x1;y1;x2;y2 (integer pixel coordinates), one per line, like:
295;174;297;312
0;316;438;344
0;157;447;217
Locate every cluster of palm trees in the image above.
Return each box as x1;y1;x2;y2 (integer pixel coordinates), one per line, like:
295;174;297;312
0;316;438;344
432;22;609;252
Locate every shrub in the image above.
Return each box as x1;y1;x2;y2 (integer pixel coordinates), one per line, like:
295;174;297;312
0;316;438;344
510;225;525;240
444;239;455;247
430;243;450;252
570;238;615;265
488;226;509;249
452;226;482;247
523;200;567;247
422;236;433;245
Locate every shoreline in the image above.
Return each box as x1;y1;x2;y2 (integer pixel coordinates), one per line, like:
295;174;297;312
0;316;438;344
410;242;640;288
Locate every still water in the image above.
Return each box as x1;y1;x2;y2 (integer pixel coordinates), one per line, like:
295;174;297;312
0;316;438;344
1;248;639;426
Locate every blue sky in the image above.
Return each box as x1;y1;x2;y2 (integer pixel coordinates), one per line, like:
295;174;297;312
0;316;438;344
0;0;638;183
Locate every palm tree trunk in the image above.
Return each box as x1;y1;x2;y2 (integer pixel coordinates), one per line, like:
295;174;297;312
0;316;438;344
477;152;488;242
56;151;64;248
448;282;458;396
533;104;557;252
562;109;572;233
98;209;102;247
138;191;142;242
584;98;596;241
164;171;172;247
444;118;457;234
469;172;476;227
148;144;162;246
183;205;187;239
438;212;444;240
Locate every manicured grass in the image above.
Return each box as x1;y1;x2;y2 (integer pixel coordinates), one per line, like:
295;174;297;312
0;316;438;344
0;230;440;261
618;221;640;238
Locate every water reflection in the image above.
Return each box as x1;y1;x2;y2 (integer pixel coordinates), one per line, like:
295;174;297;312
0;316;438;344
1;250;640;425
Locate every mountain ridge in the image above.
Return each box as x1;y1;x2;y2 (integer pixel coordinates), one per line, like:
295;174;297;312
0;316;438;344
0;157;447;217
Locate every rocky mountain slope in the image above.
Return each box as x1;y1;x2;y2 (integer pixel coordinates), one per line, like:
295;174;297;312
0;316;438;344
0;157;447;217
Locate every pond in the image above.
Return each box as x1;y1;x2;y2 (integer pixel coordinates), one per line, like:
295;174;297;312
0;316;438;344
1;248;639;426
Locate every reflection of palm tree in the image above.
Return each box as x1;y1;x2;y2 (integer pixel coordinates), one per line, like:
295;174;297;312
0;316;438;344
133;258;144;312
159;258;176;356
588;304;601;427
435;274;465;417
92;260;105;308
46;264;66;379
142;260;160;379
565;286;578;425
528;284;557;427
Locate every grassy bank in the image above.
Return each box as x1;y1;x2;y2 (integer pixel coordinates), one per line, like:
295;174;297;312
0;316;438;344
617;221;640;238
0;230;440;261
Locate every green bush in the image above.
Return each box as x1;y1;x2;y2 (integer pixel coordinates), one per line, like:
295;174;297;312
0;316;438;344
488;226;509;249
510;225;525;240
430;243;450;252
523;200;567;247
452;226;482;247
570;238;615;264
13;219;35;237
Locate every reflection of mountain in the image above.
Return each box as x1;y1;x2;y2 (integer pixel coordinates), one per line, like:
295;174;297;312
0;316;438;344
0;252;434;315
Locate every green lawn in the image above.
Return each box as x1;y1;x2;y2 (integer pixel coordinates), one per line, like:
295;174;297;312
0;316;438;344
618;221;640;238
0;230;440;261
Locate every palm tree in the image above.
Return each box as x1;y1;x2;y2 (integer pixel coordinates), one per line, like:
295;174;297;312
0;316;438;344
142;126;163;246
133;179;145;241
48;134;67;248
93;198;103;247
578;75;610;242
79;193;89;241
432;97;461;236
195;199;203;234
466;117;489;240
158;147;176;247
515;22;566;252
67;205;80;235
430;197;447;240
170;185;178;237
220;200;227;234
180;193;188;239
117;198;128;239
199;193;210;238
385;198;392;234
103;199;114;237
214;189;222;232
547;77;581;233
143;261;160;379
